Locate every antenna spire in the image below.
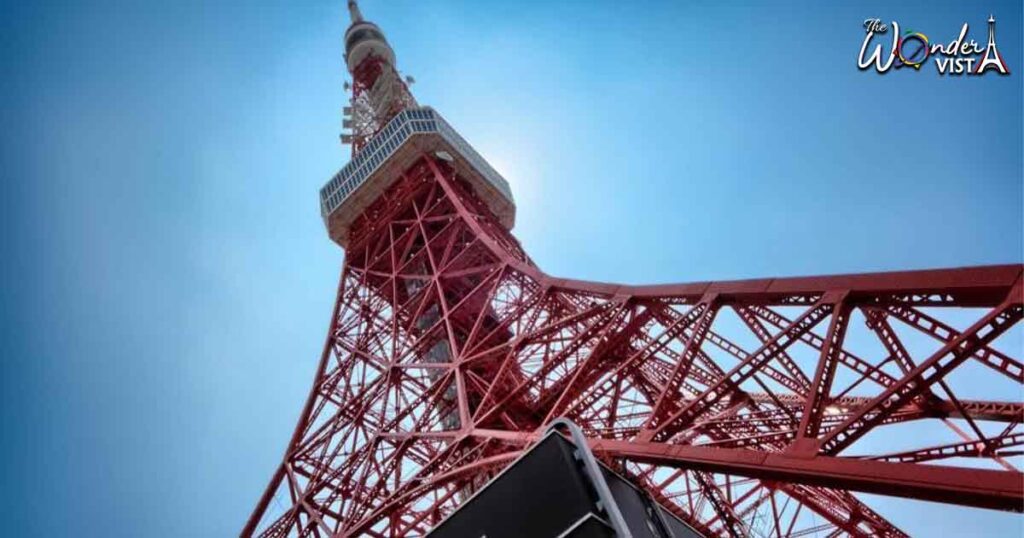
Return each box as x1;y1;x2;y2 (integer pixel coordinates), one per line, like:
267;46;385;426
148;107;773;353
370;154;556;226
348;0;364;23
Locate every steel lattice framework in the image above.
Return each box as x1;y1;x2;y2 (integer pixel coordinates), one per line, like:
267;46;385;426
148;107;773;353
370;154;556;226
244;157;1023;537
244;3;1023;537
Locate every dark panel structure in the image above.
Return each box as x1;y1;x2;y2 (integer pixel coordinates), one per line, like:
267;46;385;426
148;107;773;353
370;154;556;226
427;433;703;538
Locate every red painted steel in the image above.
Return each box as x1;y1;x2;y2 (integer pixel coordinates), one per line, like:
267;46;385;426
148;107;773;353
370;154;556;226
244;5;1023;537
242;156;1023;537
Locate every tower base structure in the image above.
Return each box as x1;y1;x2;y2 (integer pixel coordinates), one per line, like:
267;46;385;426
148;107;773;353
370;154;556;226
244;151;1023;537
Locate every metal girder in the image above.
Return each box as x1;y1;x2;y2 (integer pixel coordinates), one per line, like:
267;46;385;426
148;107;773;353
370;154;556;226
591;438;1024;512
253;6;1024;532
244;154;1024;538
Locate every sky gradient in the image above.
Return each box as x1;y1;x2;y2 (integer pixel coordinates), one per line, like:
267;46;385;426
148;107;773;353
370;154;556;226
1;0;1021;536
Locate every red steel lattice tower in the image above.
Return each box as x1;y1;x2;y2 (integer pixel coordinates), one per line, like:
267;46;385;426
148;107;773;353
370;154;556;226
243;3;1024;536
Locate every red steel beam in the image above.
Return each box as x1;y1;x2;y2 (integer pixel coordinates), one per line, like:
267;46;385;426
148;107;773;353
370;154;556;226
245;153;1024;537
545;264;1022;306
592;438;1024;512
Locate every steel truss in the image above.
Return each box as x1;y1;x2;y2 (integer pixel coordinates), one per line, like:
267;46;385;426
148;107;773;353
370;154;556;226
244;156;1023;537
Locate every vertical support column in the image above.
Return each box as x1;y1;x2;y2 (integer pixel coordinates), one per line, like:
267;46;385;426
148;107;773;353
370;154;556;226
793;291;849;454
641;294;719;440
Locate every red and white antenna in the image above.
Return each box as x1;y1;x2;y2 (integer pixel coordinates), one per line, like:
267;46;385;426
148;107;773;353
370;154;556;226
340;0;417;153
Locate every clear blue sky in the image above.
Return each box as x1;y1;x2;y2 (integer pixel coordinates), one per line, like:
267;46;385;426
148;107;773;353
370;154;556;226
1;0;1021;536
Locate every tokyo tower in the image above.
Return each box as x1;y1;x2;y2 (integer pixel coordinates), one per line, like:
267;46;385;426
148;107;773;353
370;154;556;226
243;3;1023;536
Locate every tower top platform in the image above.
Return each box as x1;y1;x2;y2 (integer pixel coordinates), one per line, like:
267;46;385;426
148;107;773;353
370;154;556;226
320;106;516;247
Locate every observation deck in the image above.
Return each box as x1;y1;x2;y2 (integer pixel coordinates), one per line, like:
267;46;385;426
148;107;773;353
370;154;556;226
320;107;516;247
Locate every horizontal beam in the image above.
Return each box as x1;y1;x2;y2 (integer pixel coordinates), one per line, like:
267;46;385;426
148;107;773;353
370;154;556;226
593;438;1024;512
542;264;1021;306
752;393;1024;423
